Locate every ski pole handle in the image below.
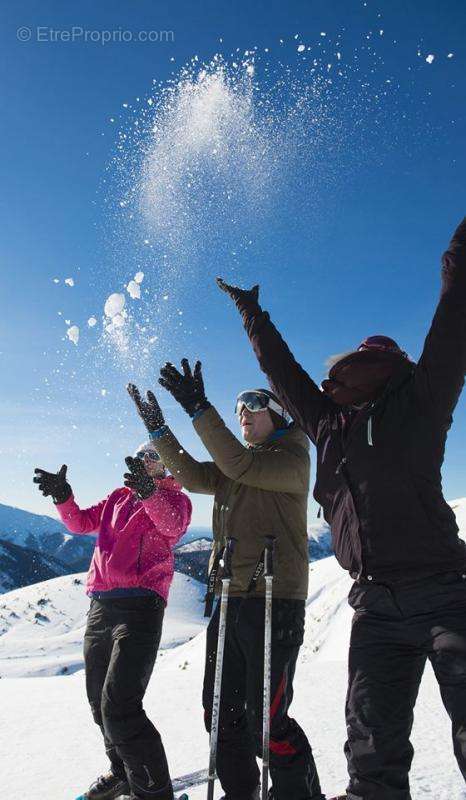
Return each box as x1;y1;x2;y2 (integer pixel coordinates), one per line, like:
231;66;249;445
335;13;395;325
222;537;236;579
264;535;275;578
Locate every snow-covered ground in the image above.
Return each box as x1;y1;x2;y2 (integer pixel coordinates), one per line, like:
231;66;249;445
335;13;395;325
1;500;465;799
0;572;207;678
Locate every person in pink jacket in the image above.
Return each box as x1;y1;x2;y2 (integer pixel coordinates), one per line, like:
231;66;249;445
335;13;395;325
33;440;192;800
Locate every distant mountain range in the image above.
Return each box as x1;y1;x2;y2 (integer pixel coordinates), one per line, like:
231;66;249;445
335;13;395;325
0;538;69;594
0;503;96;569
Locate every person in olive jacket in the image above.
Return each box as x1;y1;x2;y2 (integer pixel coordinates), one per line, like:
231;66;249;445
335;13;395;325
216;216;466;800
128;372;324;800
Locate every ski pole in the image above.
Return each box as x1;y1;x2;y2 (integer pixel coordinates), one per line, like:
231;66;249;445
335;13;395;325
262;536;275;800
207;537;236;800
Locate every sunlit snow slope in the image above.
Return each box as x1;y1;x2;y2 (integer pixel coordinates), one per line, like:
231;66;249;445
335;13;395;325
0;571;207;678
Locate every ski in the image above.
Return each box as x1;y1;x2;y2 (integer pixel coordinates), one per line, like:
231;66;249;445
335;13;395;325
74;795;132;800
172;767;209;792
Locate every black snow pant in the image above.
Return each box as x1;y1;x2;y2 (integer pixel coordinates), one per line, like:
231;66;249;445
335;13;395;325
83;594;173;800
203;597;324;800
345;571;466;800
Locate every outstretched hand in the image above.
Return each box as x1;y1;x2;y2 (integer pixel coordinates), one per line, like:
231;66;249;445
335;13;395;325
33;464;72;505
216;277;260;310
124;456;155;500
159;358;210;418
127;383;165;433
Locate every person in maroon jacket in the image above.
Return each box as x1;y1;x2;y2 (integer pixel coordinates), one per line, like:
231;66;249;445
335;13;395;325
217;217;466;800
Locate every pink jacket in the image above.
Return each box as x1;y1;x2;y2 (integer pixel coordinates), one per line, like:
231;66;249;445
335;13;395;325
56;478;192;602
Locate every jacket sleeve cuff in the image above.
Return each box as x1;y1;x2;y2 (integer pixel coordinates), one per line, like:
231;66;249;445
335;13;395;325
149;426;169;440
55;494;76;517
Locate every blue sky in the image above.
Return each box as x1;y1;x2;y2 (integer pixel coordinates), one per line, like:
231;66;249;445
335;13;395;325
1;0;465;527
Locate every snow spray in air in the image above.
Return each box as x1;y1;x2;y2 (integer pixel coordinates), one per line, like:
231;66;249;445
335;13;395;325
102;52;351;365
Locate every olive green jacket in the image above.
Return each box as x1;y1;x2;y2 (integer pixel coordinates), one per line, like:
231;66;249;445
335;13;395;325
154;406;310;599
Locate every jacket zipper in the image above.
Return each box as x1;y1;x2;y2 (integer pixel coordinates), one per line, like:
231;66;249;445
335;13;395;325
367;416;373;446
136;533;144;575
335;456;347;475
334;415;366;578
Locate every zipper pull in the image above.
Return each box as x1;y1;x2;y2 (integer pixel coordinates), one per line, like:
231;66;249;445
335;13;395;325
335;456;347;475
317;506;322;518
367;416;373;446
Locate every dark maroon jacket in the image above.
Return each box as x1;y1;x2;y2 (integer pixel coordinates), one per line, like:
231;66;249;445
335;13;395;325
239;218;466;582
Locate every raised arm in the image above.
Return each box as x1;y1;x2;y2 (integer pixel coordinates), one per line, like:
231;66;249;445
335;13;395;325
414;217;466;420
127;383;221;495
193;406;309;494
142;482;192;543
216;280;330;443
33;464;102;535
55;494;106;535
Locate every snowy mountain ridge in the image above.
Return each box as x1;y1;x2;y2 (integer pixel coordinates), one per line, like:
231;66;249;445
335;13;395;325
177;538;212;553
0;501;96;567
0;538;69;596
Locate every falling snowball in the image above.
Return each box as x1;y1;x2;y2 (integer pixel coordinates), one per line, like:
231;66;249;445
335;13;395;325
447;53;454;59
246;64;255;77
88;317;97;327
67;326;79;345
297;45;305;53
101;389;107;396
127;280;141;300
111;313;126;328
134;271;144;284
426;54;435;64
65;278;75;287
53;278;60;284
104;293;126;318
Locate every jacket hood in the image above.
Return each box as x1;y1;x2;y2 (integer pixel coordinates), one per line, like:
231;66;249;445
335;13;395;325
251;422;309;452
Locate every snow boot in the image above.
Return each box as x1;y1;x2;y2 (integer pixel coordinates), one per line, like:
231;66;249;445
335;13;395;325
84;770;130;799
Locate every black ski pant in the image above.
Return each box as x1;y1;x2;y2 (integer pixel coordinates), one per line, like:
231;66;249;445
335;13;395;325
203;597;324;800
345;571;466;800
83;595;173;800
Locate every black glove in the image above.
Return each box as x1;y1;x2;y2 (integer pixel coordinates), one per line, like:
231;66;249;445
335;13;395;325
127;383;165;433
123;457;156;500
159;358;210;418
33;464;72;505
216;277;261;316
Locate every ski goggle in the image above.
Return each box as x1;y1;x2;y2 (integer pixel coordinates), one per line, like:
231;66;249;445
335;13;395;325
235;390;287;418
135;450;161;462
